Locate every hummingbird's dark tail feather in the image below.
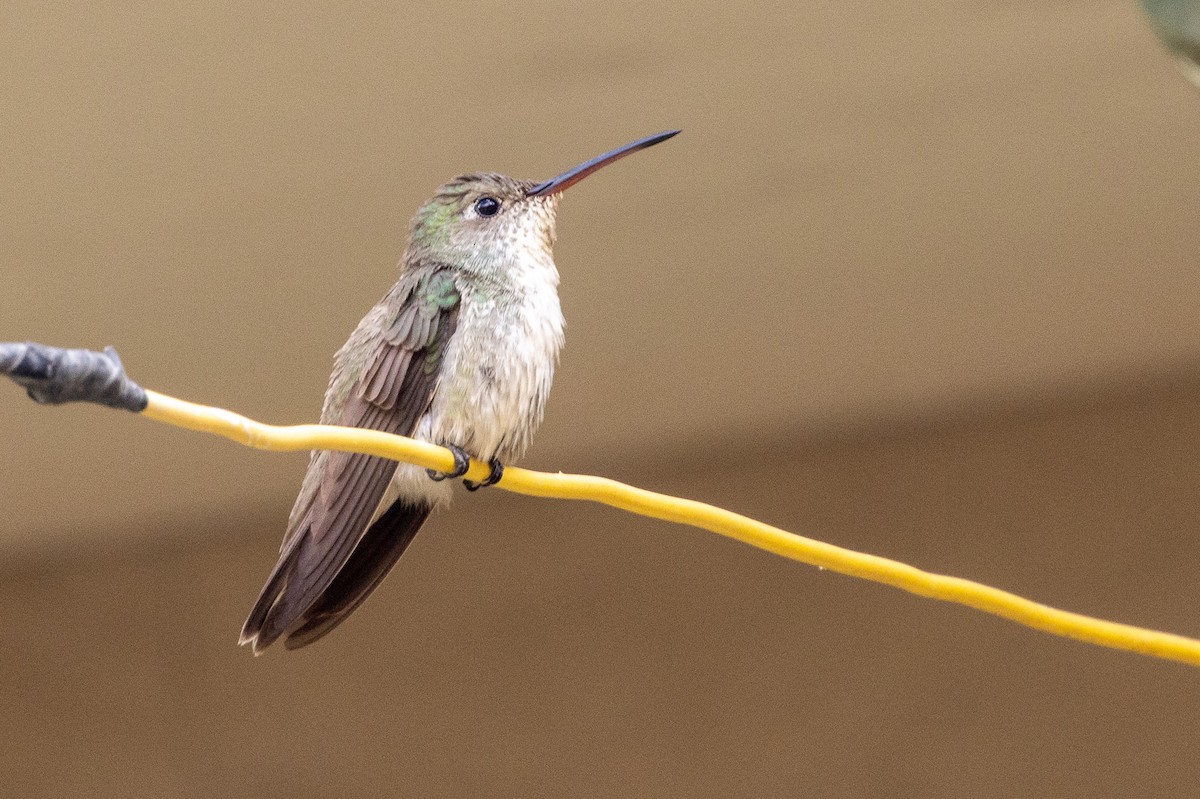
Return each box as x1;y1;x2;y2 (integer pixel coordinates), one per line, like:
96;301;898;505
239;531;306;652
235;497;432;653
281;500;431;649
240;499;432;653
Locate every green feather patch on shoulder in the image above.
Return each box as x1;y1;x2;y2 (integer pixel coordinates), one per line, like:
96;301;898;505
418;271;460;310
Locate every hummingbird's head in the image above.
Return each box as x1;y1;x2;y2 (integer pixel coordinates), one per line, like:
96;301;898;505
407;173;560;272
405;131;680;273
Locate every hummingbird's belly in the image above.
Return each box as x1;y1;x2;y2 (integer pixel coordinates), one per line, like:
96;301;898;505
374;272;564;515
428;289;564;463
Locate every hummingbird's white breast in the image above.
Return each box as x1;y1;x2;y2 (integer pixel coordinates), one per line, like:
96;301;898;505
382;243;565;510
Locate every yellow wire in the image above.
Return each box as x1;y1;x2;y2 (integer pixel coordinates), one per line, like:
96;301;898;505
142;389;1200;668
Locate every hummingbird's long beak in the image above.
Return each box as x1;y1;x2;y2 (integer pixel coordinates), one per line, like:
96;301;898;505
526;130;680;197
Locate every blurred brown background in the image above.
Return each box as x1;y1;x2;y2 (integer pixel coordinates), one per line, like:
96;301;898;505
3;1;1200;796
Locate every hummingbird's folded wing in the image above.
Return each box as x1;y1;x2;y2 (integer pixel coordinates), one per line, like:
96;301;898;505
240;268;461;651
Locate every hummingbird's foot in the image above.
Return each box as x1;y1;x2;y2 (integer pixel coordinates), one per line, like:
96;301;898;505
464;459;504;492
427;444;470;482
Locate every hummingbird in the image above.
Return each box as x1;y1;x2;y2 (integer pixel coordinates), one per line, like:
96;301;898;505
240;130;679;652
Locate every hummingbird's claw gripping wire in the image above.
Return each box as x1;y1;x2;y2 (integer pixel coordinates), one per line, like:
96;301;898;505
464;459;504;491
0;342;147;412
426;443;470;482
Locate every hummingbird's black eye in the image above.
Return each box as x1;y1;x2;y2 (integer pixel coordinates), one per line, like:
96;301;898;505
474;196;501;217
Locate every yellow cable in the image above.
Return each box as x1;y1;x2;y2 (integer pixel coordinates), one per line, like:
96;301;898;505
142;389;1200;668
